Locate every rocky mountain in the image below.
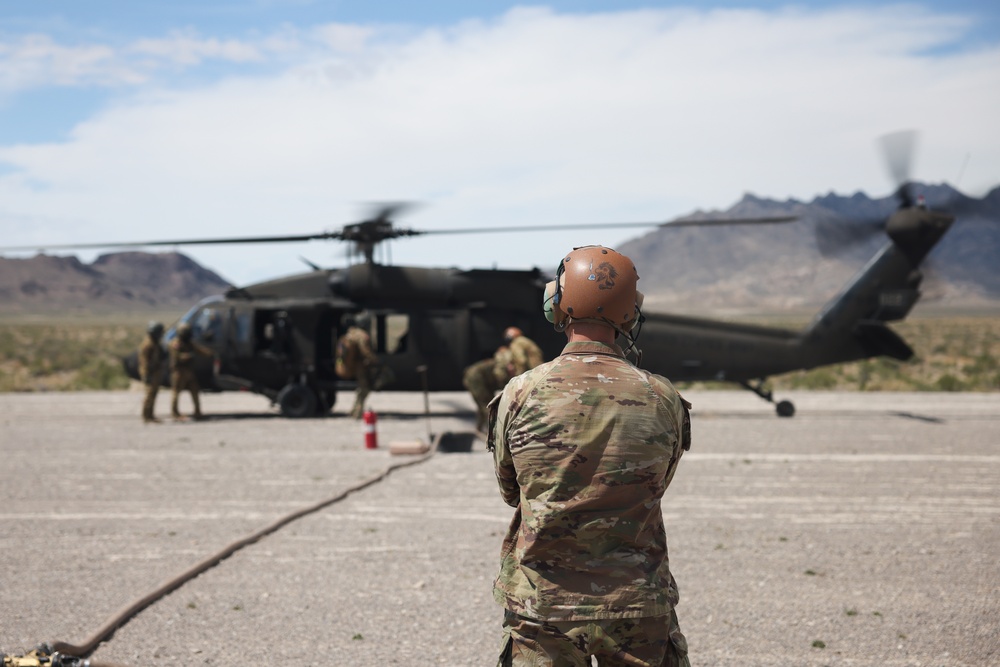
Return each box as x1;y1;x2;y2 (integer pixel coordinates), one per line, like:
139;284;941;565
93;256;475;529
0;251;232;314
2;183;996;316
619;183;1000;313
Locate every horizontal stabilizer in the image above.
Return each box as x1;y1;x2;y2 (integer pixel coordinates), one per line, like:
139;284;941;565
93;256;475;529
854;321;914;361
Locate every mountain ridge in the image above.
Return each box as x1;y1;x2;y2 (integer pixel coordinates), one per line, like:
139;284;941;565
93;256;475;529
619;182;1000;313
0;251;232;314
2;183;997;315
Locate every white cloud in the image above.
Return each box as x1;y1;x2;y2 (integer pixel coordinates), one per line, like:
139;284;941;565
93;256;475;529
0;34;136;92
0;5;998;286
129;30;267;65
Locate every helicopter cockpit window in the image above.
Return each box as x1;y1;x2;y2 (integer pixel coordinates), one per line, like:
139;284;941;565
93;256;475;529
193;308;224;343
167;295;224;343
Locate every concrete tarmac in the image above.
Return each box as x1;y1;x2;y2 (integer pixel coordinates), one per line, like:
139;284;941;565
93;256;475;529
1;389;998;666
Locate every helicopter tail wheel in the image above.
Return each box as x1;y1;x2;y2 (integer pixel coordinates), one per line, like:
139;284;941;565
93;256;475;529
776;400;796;418
277;383;318;418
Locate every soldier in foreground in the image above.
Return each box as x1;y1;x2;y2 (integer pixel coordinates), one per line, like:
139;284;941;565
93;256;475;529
462;345;515;433
335;313;380;419
138;321;166;423
503;326;543;375
489;246;692;666
169;322;213;421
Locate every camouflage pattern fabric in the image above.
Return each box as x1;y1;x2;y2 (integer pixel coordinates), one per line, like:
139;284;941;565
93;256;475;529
169;337;211;419
350;364;376;419
138;334;166;422
335;326;377;380
336;326;380;418
463;347;515;431
508;335;544;375
139;334;166;385
465;358;500;431
489;340;691;623
498;609;689;667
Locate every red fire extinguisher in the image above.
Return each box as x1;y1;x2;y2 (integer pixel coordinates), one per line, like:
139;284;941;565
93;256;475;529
363;409;378;449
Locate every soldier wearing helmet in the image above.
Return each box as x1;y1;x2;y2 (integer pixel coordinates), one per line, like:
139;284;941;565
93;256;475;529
169;321;213;421
489;246;692;667
502;326;543;376
138;321;166;423
335;312;381;419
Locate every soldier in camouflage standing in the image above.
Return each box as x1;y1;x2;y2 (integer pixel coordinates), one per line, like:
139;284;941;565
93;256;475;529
463;345;515;433
335;312;380;419
503;326;543;376
489;246;692;666
138;321;166;423
169;322;213;421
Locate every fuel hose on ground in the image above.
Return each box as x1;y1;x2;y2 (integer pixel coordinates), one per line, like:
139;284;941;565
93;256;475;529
6;439;439;665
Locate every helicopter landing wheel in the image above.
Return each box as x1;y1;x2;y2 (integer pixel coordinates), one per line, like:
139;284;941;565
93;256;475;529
277;383;318;418
776;400;795;418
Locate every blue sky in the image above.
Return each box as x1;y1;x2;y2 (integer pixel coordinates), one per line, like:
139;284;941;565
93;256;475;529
1;1;998;286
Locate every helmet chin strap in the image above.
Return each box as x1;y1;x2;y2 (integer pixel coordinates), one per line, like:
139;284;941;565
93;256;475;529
617;324;643;366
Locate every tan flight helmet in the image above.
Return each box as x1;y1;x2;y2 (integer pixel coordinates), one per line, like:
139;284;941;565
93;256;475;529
503;326;523;343
543;245;644;333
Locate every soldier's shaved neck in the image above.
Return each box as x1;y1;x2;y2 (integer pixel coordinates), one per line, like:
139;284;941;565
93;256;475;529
565;321;616;345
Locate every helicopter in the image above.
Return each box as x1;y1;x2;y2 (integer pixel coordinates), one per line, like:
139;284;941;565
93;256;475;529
3;133;960;417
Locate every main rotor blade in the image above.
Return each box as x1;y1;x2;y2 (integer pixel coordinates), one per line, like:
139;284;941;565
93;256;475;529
416;215;797;235
0;231;344;252
1;215;795;254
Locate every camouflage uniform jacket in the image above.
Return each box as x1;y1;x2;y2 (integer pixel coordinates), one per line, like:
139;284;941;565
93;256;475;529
489;340;691;622
169;337;211;372
509;335;544;375
492;346;515;386
138;335;166;385
464;346;514;394
335;326;377;379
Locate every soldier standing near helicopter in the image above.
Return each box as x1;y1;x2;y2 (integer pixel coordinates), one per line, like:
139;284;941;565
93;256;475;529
504;326;543;376
138;321;166;423
489;246;692;666
335;313;380;419
463;345;515;433
170;322;213;421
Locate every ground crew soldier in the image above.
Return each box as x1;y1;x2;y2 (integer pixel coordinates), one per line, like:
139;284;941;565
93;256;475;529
335;312;380;419
489;245;692;666
503;326;543;376
463;345;515;433
169;322;213;421
138;321;166;423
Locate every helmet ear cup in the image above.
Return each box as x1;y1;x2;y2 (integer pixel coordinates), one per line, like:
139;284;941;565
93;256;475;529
542;280;563;324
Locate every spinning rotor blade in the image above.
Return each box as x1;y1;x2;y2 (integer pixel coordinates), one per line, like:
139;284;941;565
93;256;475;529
414;215;797;236
816;130;925;257
815;216;886;257
0;231;344;252
0;213;795;255
880;129;918;207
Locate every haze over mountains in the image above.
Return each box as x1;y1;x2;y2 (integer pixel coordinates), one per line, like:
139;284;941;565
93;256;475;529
1;183;997;316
